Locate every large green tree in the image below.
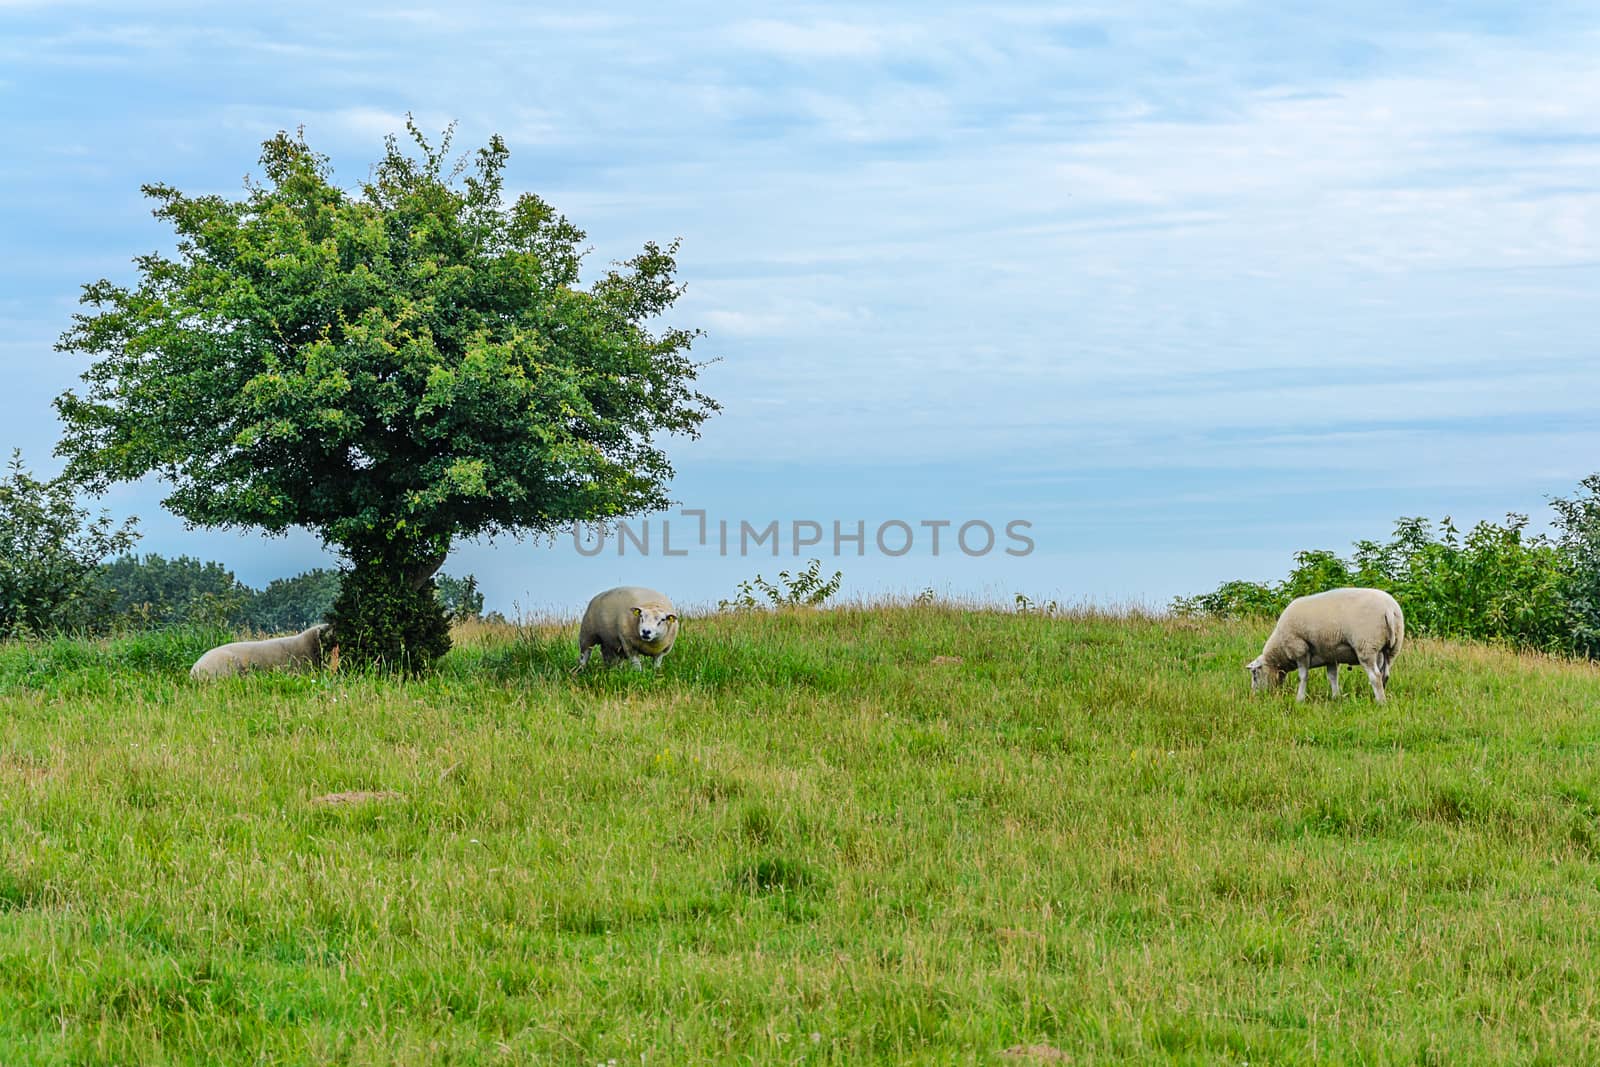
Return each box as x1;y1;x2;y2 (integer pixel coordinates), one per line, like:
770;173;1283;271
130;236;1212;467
55;122;718;667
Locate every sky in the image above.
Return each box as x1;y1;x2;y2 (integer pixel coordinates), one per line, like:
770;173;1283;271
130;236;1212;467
4;1;1600;613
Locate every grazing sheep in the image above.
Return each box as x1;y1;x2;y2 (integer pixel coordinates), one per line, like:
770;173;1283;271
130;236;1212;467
573;586;679;672
1246;588;1404;703
190;624;335;681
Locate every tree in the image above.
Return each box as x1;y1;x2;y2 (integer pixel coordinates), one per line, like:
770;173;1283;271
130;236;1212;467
0;451;139;638
434;572;484;621
240;567;342;633
54;121;719;668
99;552;251;628
1551;475;1600;658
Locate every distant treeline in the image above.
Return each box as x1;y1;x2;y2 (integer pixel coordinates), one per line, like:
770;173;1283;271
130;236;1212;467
94;555;485;635
0;450;486;640
1175;474;1600;658
3;547;483;640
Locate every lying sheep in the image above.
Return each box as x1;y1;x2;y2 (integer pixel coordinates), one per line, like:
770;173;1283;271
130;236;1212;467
1246;587;1404;703
573;586;679;672
190;623;335;681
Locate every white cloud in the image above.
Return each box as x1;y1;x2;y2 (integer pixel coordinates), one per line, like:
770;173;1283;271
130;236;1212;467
698;299;870;338
726;18;895;59
322;106;417;142
212;104;455;149
700;309;787;337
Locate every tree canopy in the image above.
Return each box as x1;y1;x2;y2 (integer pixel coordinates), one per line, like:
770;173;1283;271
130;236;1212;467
55;121;718;664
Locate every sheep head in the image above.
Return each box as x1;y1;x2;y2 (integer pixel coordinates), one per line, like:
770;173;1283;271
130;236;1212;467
631;604;678;648
1245;657;1284;692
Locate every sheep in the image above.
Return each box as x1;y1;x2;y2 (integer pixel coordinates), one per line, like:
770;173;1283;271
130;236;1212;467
573;586;679;672
1246;587;1404;703
190;623;335;681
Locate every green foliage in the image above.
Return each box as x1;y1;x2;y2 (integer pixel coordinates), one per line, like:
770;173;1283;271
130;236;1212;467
1278;548;1357;602
434;571;484;621
55;120;719;667
99;553;251;629
1171;578;1285;620
719;559;843;610
1176;511;1575;653
1014;592;1061;614
0;451;138;638
1550;474;1600;658
326;557;451;672
240;567;341;633
12;540;483;639
1379;516;1568;648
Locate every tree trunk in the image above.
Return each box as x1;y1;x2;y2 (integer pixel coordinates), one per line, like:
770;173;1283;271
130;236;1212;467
327;533;453;671
404;548;448;591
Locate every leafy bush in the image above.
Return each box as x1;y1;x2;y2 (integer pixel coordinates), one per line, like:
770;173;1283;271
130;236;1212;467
1176;511;1575;654
1372;516;1568;649
719;559;843;610
1169;579;1284;620
0;451;138;638
1550;475;1600;659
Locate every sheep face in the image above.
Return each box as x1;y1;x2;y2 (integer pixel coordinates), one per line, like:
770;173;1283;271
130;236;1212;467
632;605;678;648
1246;657;1285;692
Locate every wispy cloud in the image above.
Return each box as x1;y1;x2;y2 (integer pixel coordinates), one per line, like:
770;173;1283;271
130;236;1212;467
726;18;897;60
7;1;1600;605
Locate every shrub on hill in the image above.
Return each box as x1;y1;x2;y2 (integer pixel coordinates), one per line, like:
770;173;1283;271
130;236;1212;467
1176;478;1600;657
0;451;138;638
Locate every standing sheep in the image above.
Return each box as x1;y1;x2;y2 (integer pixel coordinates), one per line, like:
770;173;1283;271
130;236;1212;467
190;624;335;681
1246;588;1404;703
573;586;679;672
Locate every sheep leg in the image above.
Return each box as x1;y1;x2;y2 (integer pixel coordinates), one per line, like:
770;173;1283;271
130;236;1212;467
629;654;645;671
652;654;665;670
1361;657;1386;703
571;645;593;675
1295;660;1309;701
1379;652;1392;684
1327;665;1341;698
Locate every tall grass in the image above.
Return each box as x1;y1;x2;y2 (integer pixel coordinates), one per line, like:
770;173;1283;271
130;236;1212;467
2;606;1599;1063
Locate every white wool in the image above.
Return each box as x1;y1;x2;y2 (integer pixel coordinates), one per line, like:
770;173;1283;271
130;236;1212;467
190;624;333;681
1247;588;1404;703
574;586;679;672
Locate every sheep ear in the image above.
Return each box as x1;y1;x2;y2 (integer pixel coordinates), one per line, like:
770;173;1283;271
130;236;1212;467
665;614;676;622
632;606;642;616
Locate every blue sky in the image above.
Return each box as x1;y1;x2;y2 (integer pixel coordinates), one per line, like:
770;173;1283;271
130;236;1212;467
5;1;1600;612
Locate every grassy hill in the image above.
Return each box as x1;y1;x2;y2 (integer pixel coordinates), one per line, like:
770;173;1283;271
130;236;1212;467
2;605;1599;1064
